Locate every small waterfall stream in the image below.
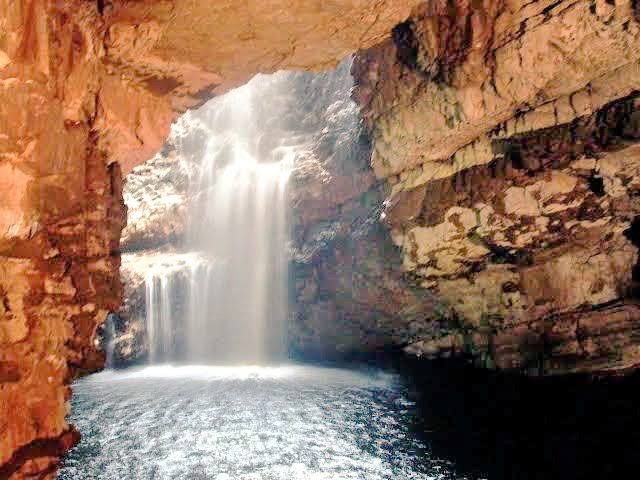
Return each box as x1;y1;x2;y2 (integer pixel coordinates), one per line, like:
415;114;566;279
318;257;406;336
103;313;117;368
145;272;176;363
144;73;298;364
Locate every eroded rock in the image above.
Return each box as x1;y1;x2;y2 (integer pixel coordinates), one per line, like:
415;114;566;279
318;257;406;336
353;0;640;180
359;60;640;374
350;1;640;375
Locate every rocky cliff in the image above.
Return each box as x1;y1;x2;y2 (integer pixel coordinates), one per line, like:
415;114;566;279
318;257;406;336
285;62;442;357
352;0;640;374
0;1;417;477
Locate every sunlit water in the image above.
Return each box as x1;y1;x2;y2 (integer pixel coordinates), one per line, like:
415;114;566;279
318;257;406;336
59;365;466;480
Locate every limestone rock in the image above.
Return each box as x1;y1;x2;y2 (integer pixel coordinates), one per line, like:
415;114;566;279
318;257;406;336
375;85;640;374
121;149;189;252
353;0;640;180
350;1;640;375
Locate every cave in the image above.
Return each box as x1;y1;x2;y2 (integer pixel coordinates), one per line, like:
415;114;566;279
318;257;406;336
2;1;640;478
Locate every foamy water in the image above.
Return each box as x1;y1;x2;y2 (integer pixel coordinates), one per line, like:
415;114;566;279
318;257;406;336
59;365;463;480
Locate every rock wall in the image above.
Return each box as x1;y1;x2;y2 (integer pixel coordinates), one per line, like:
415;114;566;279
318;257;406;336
1;4;124;477
352;0;640;375
0;1;417;477
354;0;640;179
287;62;441;357
120;150;189;252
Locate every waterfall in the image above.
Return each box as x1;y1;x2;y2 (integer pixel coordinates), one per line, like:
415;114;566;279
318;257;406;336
144;72;297;365
104;313;116;368
140;60;360;365
145;272;177;363
145;274;158;362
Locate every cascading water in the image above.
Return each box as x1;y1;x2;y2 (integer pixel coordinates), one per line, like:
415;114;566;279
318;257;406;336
103;313;117;368
145;271;176;363
144;73;297;365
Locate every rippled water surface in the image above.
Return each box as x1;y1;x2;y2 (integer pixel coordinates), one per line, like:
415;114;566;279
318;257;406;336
59;365;466;480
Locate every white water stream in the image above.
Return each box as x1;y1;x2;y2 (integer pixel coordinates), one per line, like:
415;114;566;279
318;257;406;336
145;73;299;364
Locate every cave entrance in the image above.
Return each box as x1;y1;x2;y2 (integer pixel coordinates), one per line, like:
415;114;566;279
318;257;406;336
59;61;454;479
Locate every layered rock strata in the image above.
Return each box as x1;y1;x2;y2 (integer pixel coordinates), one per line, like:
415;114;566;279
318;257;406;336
352;1;640;375
0;1;417;477
353;0;640;180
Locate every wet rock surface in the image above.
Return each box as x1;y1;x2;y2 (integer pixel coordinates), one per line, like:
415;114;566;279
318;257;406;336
285;63;442;358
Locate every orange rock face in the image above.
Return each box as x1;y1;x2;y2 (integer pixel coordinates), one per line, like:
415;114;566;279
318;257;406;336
0;0;418;477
